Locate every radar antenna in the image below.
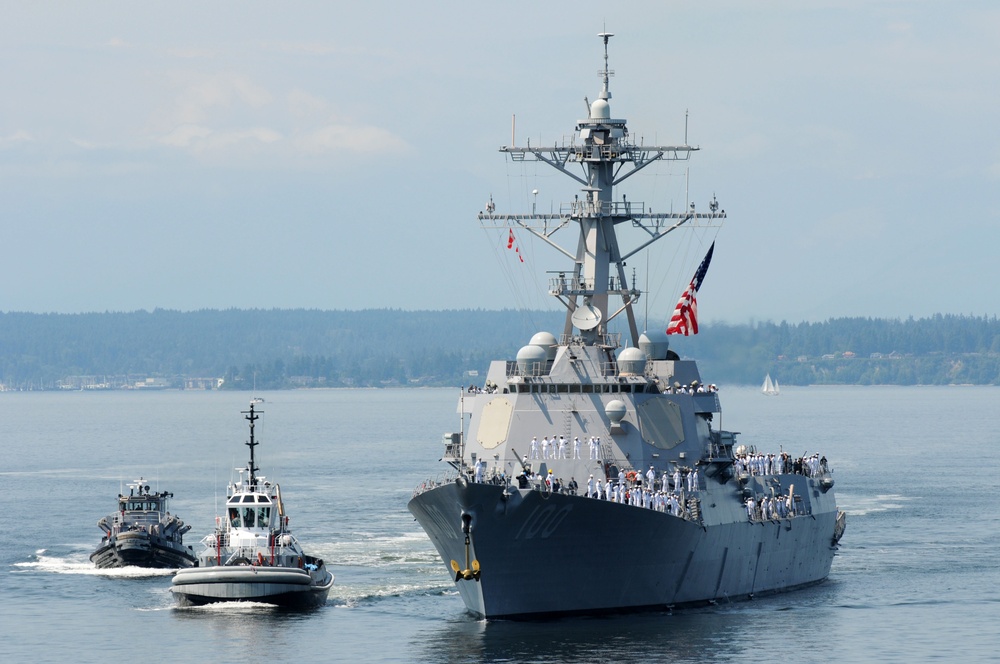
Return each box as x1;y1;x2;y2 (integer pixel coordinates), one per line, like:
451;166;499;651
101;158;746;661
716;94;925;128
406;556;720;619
598;31;614;100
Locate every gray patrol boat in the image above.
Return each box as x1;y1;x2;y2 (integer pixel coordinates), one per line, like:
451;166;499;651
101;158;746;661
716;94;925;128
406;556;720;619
90;478;196;569
408;33;846;619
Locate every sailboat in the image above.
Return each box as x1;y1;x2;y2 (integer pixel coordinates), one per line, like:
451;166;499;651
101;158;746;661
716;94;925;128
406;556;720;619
762;373;780;396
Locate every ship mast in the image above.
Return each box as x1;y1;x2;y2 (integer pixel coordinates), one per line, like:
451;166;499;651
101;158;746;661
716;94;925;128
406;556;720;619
480;32;725;348
242;403;261;488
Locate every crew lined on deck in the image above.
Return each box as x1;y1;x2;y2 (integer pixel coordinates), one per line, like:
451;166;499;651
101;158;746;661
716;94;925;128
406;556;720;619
453;441;832;526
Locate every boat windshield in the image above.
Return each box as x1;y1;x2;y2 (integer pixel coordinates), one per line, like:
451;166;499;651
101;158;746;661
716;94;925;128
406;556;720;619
228;505;270;528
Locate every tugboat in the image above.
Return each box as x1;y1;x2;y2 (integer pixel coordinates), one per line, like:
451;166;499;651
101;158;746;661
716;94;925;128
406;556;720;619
408;33;846;619
170;403;334;607
90;478;196;569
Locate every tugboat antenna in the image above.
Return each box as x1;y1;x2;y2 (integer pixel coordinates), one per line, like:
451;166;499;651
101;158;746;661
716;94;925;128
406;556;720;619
242;403;261;487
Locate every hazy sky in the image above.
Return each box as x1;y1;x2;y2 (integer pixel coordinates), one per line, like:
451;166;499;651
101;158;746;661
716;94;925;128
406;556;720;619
2;1;997;325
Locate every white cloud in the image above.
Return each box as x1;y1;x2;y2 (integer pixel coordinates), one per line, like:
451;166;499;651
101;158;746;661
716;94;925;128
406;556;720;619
157;125;282;152
158;124;213;147
0;130;32;147
166;47;219;59
156;73;273;128
294;123;410;154
287;89;331;121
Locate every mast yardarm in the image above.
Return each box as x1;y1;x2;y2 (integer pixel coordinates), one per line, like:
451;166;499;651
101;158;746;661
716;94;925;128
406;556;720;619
479;32;725;348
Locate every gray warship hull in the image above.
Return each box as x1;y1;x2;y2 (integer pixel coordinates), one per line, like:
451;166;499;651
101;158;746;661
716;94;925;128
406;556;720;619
409;478;838;619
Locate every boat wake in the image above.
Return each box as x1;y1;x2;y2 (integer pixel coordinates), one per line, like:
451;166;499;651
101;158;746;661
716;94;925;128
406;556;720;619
838;493;910;517
331;581;455;609
311;531;439;568
14;548;175;577
173;600;283;613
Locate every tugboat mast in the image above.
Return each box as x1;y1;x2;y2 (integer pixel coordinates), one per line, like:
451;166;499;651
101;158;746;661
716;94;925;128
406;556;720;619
242;403;261;487
480;32;725;348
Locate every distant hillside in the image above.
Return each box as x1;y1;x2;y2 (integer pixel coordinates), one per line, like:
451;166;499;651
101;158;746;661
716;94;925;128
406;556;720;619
0;310;998;389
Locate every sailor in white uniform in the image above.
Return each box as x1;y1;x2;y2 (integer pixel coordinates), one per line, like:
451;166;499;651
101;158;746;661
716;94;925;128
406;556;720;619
530;437;539;459
573;436;581;459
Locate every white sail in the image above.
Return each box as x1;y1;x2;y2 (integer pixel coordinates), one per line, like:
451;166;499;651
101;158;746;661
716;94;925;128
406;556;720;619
762;374;779;396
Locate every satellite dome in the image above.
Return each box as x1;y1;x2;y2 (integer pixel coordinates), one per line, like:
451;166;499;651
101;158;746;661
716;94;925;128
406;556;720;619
605;399;627;425
590;98;610;120
528;331;558;362
516;344;547;376
639;330;670;360
617;347;647;376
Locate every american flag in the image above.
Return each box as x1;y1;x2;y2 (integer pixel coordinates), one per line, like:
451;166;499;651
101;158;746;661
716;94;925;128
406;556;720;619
666;242;715;336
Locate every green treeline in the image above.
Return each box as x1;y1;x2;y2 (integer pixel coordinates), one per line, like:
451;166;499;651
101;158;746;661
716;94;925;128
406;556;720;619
1;310;998;389
685;314;1000;386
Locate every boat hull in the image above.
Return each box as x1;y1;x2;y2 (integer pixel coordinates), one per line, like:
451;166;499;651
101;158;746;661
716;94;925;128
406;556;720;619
170;565;334;608
408;479;839;619
90;532;197;569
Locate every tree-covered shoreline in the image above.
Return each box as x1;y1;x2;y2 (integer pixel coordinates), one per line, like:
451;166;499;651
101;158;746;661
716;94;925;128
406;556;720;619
1;310;997;390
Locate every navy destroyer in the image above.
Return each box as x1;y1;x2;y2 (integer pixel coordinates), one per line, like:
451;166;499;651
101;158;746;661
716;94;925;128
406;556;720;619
408;33;846;619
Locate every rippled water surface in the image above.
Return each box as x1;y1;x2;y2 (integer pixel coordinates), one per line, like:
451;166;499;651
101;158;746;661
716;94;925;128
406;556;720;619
2;387;998;662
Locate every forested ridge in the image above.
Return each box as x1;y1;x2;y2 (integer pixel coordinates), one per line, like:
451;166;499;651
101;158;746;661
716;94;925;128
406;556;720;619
1;309;998;389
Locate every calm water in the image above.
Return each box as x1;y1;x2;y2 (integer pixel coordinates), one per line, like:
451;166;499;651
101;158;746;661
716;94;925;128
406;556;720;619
2;386;998;663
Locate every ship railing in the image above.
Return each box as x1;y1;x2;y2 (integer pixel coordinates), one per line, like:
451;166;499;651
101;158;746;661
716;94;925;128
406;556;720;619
510;479;706;524
600;361;620;377
124;512;161;526
411;472;459;499
558;332;621;348
568;146;636;164
548;274;630;296
505;359;552;378
559;199;641;219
